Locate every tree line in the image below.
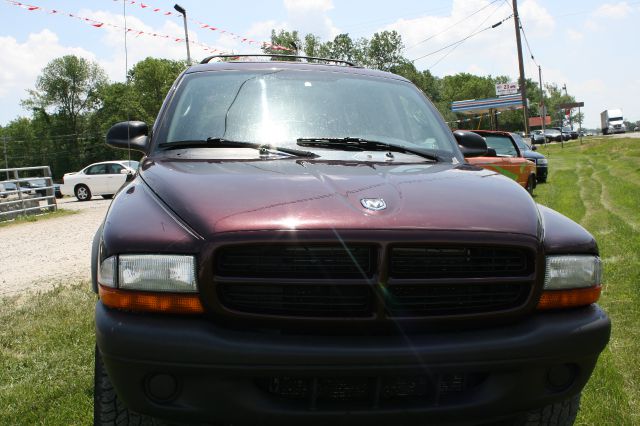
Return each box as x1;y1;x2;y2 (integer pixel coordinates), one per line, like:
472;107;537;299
1;29;580;180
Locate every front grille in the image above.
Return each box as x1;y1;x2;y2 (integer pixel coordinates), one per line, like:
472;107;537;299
390;246;530;278
213;243;535;320
386;283;530;317
256;373;485;410
216;245;375;278
218;284;373;317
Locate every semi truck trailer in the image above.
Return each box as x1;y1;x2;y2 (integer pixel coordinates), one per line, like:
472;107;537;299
601;109;626;135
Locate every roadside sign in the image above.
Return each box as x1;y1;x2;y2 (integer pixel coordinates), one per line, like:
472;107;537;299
495;82;519;96
558;102;584;109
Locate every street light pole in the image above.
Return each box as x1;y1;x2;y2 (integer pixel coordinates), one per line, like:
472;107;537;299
174;4;191;64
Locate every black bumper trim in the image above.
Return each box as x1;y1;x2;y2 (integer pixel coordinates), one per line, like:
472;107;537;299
96;302;610;425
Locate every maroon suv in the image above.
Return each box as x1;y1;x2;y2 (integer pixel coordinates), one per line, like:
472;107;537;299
92;56;609;426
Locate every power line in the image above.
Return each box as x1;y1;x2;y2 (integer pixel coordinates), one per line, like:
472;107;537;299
405;0;502;51
411;14;513;62
503;0;538;67
427;1;507;70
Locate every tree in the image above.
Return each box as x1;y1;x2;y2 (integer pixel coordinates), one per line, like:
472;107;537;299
263;30;301;57
22;55;107;136
127;57;187;123
366;31;404;71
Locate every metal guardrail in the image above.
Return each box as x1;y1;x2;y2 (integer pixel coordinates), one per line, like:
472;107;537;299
0;166;57;219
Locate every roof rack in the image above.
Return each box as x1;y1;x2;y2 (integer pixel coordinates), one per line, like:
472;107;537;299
199;54;356;67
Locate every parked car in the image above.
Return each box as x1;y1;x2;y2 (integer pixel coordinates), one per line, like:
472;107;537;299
461;129;537;194
530;129;546;144
60;160;139;201
92;55;609;426
19;178;57;198
550;127;571;141
562;127;578;140
511;132;548;183
543;128;563;142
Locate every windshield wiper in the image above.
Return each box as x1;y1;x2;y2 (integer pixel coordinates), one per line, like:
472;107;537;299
158;138;318;158
296;137;443;162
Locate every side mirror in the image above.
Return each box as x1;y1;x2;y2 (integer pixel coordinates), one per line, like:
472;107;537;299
486;148;497;157
106;121;149;153
453;130;487;158
531;145;537;151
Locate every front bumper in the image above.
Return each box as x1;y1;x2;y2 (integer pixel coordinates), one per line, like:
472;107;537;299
536;165;548;181
96;302;610;426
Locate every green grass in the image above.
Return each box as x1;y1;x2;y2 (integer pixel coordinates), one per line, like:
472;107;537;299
0;207;78;227
534;137;640;425
0;137;638;425
0;283;95;424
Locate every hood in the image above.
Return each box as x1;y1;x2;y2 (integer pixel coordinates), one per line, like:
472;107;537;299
140;156;540;238
522;150;545;160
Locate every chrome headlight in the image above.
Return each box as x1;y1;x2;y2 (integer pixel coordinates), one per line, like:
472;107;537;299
98;254;197;292
544;255;601;290
536;158;548;165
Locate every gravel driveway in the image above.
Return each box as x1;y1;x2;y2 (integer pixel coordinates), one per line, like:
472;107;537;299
0;197;110;297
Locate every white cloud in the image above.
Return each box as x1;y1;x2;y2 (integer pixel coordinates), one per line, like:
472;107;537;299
0;29;96;124
593;2;632;19
566;29;583;41
519;0;556;36
244;0;339;49
577;79;606;94
383;0;553;77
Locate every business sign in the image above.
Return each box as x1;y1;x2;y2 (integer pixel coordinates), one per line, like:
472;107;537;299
495;82;519;96
529;116;551;127
558;102;584;109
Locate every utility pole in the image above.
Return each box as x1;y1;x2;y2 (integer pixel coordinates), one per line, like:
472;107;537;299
562;83;573;130
3;136;8;180
538;66;546;144
512;0;529;134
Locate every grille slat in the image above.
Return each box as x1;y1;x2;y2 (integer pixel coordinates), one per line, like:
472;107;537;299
217;245;375;278
390;247;530;279
219;284;373;317
386;283;529;317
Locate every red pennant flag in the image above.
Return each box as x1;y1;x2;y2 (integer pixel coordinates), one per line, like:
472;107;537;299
92;23;104;28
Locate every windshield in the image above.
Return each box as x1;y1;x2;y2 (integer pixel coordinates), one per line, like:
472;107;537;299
608;117;623;122
483;135;518;157
156;69;458;159
510;133;528;150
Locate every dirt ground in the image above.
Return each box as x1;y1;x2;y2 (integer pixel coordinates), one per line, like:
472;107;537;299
0;197;110;298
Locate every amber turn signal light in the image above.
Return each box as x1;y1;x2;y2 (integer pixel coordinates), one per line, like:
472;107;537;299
99;285;204;314
537;286;602;310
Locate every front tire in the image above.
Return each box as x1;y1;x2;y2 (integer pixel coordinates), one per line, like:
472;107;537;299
526;175;535;195
94;347;167;425
75;184;91;201
514;394;581;426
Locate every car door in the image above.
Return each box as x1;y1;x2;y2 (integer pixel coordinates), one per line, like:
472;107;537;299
467;133;529;188
84;163;110;194
104;163;128;194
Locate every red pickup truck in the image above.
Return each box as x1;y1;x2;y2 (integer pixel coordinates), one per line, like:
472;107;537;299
92;55;609;426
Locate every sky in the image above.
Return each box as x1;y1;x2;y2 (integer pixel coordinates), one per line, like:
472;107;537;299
1;0;639;129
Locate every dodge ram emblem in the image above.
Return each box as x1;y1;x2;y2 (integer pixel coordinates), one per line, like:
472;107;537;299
361;198;386;211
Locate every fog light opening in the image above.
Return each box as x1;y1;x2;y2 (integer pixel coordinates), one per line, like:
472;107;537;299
546;364;578;392
145;373;179;403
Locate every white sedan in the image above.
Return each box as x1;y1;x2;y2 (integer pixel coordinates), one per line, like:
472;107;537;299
60;161;139;201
